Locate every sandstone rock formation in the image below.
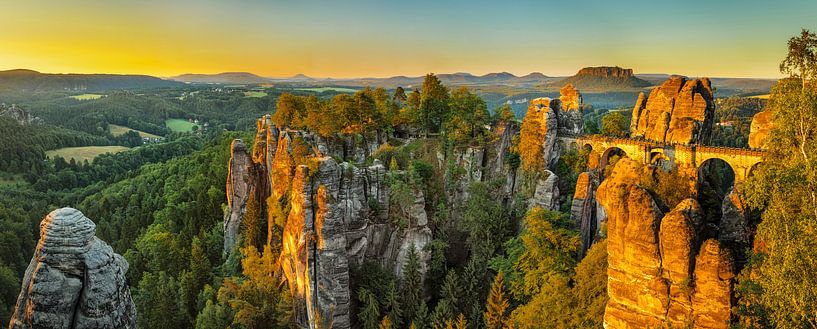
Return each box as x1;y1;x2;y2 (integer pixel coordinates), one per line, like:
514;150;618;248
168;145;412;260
691;239;734;328
0;103;39;125
224;139;252;254
520;98;560;171
748;109;773;149
528;170;559;211
571;171;600;259
576;66;634;78
630;76;715;144
8;208;136;329
598;159;734;328
558;84;583;136
229;117;438;329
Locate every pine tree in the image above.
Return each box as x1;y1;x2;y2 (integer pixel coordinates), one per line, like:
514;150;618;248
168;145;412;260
440;270;461;314
358;288;381;329
414;300;430;329
401;245;424;322
384;281;403;328
484;272;510;329
431;299;455;329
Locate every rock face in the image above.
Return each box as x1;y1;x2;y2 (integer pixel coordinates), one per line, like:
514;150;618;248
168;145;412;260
8;208;136;329
0;103;39;125
630;76;715;144
558;84;584;136
229;117;438;329
748;109;773;149
528;170;560;211
571;171;600;259
521;98;560;171
224;139;252;254
598;159;734;328
576;66;634;78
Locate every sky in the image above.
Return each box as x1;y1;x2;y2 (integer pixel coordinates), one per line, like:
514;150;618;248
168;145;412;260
1;0;815;79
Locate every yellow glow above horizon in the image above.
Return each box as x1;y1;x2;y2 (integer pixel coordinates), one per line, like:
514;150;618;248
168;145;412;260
1;1;813;79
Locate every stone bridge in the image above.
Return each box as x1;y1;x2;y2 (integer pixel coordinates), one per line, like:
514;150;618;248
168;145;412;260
558;135;766;183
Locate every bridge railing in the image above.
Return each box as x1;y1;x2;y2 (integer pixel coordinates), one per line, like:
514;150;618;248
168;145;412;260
566;134;766;156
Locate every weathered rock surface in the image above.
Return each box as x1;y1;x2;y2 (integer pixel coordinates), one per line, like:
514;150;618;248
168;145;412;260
224;139;251;254
529;170;560;211
599;159;735;328
598;159;668;329
630;76;715;144
571;171;600;259
691;239;734;328
659;199;702;327
748;109;773;149
0;103;40;125
522;98;560;170
558;84;584;136
8;208;136;329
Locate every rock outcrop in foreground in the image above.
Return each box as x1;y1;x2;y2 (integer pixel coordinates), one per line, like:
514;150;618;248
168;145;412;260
630;76;715;144
598;159;733;329
8;208;136;329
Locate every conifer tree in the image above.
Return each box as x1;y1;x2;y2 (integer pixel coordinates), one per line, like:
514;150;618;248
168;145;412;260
401;246;424;322
358;288;381;329
384;281;404;328
483;272;510;329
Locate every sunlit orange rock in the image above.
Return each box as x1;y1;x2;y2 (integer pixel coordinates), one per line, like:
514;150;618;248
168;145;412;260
630;76;714;144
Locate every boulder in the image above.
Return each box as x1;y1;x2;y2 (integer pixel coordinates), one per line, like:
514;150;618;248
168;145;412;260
8;208;136;329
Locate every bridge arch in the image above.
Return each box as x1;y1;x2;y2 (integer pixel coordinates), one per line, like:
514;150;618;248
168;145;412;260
697;158;736;195
600;146;628;170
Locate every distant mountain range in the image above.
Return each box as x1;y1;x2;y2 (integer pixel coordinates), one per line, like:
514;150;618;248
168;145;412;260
168;71;557;87
0;69;182;92
0;68;777;97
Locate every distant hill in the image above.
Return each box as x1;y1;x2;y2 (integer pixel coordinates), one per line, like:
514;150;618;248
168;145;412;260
0;69;182;92
170;72;273;84
550;66;652;91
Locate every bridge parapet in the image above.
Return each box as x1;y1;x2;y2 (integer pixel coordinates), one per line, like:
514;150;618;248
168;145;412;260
567;134;766;182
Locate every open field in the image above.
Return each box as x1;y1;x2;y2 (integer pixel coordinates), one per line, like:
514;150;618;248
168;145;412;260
46;146;130;163
244;91;267;98
165;118;196;132
70;93;105;100
108;124;163;139
293;87;358;93
748;94;770;99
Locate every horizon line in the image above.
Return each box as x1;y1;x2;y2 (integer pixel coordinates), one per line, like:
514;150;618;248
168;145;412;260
0;67;784;81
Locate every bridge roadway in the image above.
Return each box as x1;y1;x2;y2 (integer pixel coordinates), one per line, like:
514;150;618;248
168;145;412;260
558;135;766;183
